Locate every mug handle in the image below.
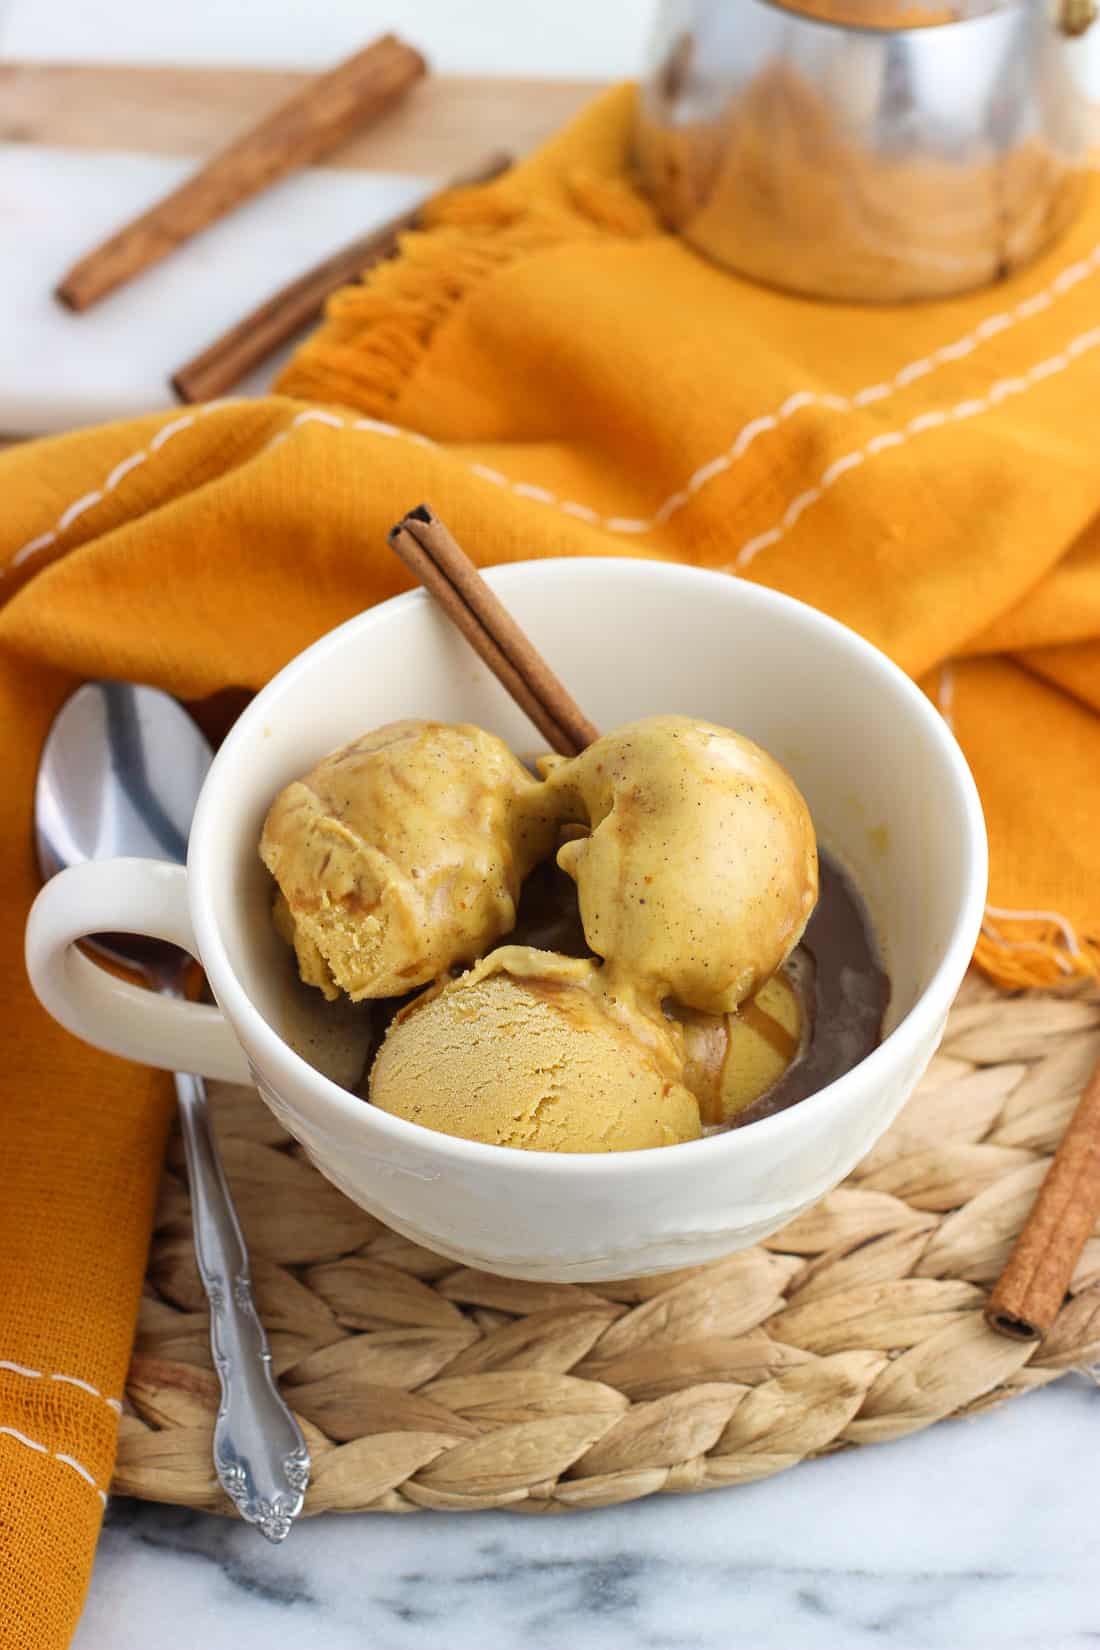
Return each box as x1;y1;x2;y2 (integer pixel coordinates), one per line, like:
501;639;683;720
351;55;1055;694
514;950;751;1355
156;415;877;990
24;858;252;1085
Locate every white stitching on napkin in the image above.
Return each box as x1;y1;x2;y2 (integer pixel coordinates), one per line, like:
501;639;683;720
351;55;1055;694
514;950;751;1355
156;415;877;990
0;1426;107;1505
0;1359;45;1381
937;664;956;729
51;1374;124;1413
55;491;103;533
10;233;1100;569
980;916;1076;974
731;323;1100;568
6;401;242;575
0;1359;122;1413
352;237;1100;535
291;408;344;430
272;235;1100;538
986;904;1082;955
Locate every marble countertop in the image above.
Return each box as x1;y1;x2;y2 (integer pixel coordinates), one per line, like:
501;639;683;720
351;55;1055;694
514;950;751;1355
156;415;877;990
74;1378;1099;1650
8;4;1100;1646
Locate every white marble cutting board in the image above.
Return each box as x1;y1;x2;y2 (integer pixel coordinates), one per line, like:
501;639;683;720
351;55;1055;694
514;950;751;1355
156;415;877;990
0;144;435;434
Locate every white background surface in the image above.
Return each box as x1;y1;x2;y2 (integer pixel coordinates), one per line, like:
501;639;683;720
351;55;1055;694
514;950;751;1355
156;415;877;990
4;4;1100;1647
0;147;432;431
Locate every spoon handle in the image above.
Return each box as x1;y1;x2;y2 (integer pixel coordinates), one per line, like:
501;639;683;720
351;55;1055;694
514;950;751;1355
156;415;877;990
172;1065;311;1541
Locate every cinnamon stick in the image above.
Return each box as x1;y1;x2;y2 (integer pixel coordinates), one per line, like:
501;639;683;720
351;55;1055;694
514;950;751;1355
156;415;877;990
172;151;510;403
985;1049;1100;1341
387;507;600;757
56;34;427;312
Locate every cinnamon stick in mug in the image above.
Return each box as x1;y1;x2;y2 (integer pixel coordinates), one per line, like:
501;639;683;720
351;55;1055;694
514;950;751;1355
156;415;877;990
56;34;426;312
388;506;600;757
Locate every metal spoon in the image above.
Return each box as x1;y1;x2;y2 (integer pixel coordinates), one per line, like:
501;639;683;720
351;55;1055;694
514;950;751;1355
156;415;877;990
34;680;309;1542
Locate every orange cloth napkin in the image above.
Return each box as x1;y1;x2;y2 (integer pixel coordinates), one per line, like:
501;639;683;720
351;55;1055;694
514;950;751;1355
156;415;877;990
4;83;1100;1644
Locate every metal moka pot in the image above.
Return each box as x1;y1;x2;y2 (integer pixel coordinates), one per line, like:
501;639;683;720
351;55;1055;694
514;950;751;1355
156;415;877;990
637;0;1096;300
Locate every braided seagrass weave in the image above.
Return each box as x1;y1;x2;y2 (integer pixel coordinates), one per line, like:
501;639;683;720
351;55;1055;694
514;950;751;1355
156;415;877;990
116;974;1100;1515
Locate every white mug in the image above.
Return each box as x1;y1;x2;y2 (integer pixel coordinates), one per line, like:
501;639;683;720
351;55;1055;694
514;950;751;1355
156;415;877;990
25;561;986;1281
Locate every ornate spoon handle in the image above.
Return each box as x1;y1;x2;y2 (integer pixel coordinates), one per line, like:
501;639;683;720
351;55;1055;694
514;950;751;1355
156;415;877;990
173;1066;310;1541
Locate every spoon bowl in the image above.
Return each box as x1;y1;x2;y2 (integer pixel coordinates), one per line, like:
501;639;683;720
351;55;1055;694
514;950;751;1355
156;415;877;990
35;682;210;979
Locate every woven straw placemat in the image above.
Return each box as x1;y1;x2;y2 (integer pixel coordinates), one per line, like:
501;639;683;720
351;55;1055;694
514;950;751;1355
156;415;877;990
116;973;1100;1516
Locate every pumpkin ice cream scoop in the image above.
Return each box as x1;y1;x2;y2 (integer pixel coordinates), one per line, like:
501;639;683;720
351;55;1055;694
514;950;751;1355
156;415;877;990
260;720;560;1001
544;715;818;1014
369;946;702;1152
678;970;805;1126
